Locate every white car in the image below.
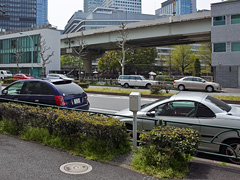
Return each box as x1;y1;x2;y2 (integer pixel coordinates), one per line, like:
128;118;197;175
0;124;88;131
115;92;240;164
118;75;159;89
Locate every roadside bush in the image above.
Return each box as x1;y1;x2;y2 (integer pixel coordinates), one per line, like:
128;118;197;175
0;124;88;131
0;102;131;161
3;78;18;85
132;126;200;179
77;82;89;88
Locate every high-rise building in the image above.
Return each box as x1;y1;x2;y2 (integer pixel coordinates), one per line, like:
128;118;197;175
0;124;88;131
37;0;48;26
0;0;37;32
155;0;196;16
84;0;103;13
103;0;141;14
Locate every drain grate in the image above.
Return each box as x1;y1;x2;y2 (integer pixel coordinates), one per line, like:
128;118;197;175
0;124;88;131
60;162;93;175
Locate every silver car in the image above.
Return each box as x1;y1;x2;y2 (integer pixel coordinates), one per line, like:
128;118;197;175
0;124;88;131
115;92;240;163
173;76;221;92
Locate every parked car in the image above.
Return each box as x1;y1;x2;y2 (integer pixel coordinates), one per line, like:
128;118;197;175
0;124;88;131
115;92;240;163
0;79;89;110
13;73;34;79
0;70;13;80
47;73;74;80
173;76;221;92
118;75;159;89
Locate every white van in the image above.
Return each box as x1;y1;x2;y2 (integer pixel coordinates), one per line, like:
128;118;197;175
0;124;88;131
118;75;159;89
0;70;13;80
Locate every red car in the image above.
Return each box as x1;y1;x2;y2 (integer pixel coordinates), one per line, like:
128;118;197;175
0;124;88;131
13;73;34;79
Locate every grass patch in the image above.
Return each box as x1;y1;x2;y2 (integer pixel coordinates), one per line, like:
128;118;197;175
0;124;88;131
85;87;173;96
0;117;19;135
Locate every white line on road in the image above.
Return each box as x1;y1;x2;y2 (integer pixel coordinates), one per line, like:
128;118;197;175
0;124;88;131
89;108;118;113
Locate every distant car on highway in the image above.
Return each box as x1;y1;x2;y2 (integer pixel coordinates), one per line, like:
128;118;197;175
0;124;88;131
47;73;74;80
118;75;159;89
0;79;89;110
173;76;221;92
13;73;34;79
115;92;240;164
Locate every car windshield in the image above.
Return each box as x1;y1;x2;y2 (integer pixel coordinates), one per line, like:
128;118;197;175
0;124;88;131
54;82;84;96
140;76;146;80
141;97;170;109
205;95;231;112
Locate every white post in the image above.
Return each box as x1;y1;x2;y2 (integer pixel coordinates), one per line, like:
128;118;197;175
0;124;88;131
129;92;141;150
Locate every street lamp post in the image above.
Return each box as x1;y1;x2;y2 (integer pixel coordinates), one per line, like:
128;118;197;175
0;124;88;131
19;32;34;76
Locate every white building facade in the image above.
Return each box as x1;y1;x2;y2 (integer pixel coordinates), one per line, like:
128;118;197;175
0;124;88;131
0;27;60;77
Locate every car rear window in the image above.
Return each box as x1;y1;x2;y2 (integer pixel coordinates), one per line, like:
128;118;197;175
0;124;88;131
205;95;231;112
54;82;84;96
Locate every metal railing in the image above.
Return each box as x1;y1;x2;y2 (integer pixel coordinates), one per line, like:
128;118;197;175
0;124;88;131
0;97;239;163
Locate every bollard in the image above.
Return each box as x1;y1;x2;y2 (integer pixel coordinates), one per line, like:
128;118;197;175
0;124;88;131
129;92;141;150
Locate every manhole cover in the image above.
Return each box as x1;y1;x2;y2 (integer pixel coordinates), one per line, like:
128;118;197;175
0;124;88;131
60;162;93;175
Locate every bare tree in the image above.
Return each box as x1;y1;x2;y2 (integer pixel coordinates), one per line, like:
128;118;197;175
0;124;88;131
117;23;129;75
72;31;88;81
38;35;54;77
12;38;24;73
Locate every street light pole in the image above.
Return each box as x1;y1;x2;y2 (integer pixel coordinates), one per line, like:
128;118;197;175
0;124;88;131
19;32;34;76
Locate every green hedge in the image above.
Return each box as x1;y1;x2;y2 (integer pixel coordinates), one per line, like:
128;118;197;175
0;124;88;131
132;126;200;179
0;103;130;160
77;82;89;88
3;78;18;85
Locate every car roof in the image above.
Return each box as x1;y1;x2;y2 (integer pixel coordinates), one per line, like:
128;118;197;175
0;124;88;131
170;92;208;102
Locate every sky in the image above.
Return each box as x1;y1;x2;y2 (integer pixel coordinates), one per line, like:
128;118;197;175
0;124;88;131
48;0;222;30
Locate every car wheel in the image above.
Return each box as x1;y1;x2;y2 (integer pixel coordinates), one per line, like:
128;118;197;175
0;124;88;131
178;84;185;91
146;84;151;89
220;139;240;164
123;83;129;88
206;86;214;92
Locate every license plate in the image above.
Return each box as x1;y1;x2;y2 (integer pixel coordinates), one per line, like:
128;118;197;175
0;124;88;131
73;98;81;104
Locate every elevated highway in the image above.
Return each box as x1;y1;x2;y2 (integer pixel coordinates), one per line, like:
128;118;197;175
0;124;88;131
60;11;211;73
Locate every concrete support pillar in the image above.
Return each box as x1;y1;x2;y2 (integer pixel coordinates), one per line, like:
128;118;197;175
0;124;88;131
83;59;92;75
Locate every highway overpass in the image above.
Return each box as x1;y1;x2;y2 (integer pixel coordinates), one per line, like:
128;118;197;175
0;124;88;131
60;11;211;73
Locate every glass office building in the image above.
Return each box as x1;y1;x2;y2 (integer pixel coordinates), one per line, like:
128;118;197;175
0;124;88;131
103;0;141;14
84;0;103;13
0;0;37;31
37;0;48;26
155;0;196;16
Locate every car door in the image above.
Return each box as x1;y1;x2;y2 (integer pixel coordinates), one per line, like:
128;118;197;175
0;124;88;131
144;100;201;132
192;77;206;90
21;81;56;105
195;103;223;150
182;77;194;89
0;81;25;102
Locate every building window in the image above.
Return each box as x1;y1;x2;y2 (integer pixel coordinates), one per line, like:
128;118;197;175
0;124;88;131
213;43;226;52
231;14;240;24
231;42;240;52
213;16;226;26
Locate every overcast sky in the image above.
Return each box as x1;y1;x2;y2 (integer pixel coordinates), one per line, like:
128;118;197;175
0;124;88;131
48;0;222;30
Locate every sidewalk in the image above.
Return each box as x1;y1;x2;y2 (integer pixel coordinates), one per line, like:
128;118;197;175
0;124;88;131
111;153;240;180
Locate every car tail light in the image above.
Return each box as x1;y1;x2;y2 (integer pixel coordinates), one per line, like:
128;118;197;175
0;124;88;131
173;81;175;83
55;96;66;106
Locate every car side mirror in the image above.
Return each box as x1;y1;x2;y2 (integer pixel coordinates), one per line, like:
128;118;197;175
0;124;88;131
202;80;206;83
147;111;155;117
2;89;8;95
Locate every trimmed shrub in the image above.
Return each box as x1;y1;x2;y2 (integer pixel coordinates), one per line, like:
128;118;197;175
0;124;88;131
132;126;200;179
3;78;18;85
77;82;89;88
0;103;130;161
